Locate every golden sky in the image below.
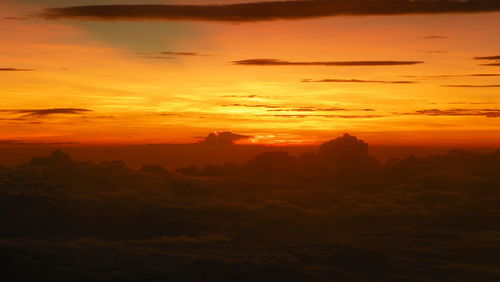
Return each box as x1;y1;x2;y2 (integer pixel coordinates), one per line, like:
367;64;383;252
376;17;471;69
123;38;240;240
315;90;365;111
1;0;500;146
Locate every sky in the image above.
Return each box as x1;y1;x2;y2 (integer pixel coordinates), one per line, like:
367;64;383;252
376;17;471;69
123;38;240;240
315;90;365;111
1;0;500;146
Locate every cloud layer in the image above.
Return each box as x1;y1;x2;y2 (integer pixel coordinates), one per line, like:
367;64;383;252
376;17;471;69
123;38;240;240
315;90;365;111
233;59;423;66
302;78;416;84
0;108;92;118
0;68;34;71
41;1;500;22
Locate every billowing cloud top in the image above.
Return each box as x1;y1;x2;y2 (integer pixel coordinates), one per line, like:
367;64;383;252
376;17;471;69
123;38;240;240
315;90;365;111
200;131;252;145
40;0;500;22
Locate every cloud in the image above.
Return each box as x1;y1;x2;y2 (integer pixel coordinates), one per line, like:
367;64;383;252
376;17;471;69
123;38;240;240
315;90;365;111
0;108;92;118
302;78;416;84
233;59;423;66
137;51;211;58
474;55;500;60
402;74;500;79
0;140;77;146
0;68;34;71
199;131;252;145
403;109;500;118
159;51;210;57
268;107;375;112
223;104;375;112
221;94;267;98
258;114;384;118
40;1;500;22
417;50;449;54
422;35;448;39
479;63;500;66
2;17;27;21
139;56;174;60
441;84;500;88
222;104;281;109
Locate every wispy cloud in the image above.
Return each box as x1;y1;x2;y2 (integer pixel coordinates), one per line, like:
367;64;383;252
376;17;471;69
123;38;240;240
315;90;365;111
0;140;77;146
422;35;448;39
403;109;500;118
223;104;375;112
474;55;500;60
302;78;416;84
0;68;34;71
441;84;500;88
258;114;384;119
402;74;500;79
233;59;423;66
479;63;500;66
40;1;500;22
0;108;92;118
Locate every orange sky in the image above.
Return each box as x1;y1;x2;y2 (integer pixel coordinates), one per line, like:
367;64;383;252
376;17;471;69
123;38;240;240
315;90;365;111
1;0;499;146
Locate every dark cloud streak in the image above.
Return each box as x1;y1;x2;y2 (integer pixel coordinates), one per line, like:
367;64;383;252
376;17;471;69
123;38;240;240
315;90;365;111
0;108;92;118
0;68;34;71
303;78;416;84
41;1;500;22
233;59;423;66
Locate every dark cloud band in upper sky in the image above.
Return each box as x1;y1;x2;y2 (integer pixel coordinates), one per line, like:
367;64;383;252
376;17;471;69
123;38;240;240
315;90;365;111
233;59;423;66
40;1;500;22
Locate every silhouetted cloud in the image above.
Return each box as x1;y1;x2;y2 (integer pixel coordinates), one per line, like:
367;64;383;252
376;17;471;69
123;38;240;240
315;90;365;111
222;104;281;109
0;108;92;118
441;84;500;88
402;73;500;79
199;131;252;145
140;56;174;60
417;50;449;54
0;140;77;146
233;59;423;66
474;55;500;60
223;104;375;112
302;78;416;84
0;68;34;71
268;107;375;112
138;51;211;58
404;108;500;118
2;17;28;21
259;114;384;118
159;51;210;57
40;1;500;22
422;35;448;39
479;63;500;66
221;94;267;98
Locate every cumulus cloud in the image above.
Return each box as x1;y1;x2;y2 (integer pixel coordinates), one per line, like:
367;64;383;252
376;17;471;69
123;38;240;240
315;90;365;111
233;59;423;66
302;78;416;84
40;1;500;22
199;131;252;145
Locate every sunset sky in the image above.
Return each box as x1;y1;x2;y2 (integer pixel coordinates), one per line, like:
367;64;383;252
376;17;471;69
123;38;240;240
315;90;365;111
1;0;500;146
